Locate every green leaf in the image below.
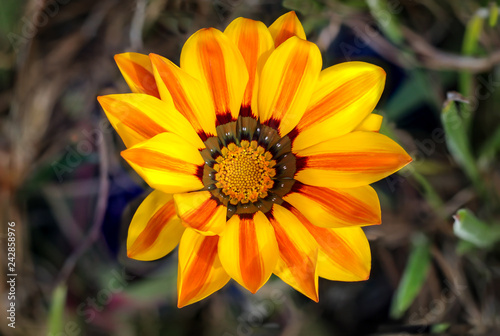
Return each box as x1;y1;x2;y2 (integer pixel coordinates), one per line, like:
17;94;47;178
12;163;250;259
462;9;487;56
490;3;499;27
366;0;404;45
479;126;500;162
47;285;67;335
453;209;500;248
390;234;431;319
0;0;24;50
460;9;487;98
441;95;481;190
431;323;450;333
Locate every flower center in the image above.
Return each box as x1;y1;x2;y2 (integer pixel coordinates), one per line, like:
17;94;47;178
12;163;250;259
200;116;297;217
214;140;276;205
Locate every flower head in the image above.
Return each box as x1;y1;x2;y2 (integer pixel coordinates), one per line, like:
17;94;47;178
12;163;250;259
98;11;412;307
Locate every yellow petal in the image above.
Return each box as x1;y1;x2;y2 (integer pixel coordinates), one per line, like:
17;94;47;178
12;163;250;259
180;28;248;123
270;204;319;302
121;132;204;194
268;11;306;47
173;191;226;236
127;190;184;261
293;62;386;151
224;17;275;118
114;53;160;98
283;183;381;228
97;94;204;149
218;212;279;293
259;36;322;137
354;113;383;132
177;229;230;307
295;131;412;188
287;206;371;281
149;53;217;138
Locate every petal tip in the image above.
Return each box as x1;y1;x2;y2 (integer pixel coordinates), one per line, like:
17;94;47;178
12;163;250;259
375;65;386;76
177;297;188;308
113;53;124;63
148;52;161;62
96;95;110;104
126;249;141;260
248;285;260;294
120;149;129;160
399;152;413;169
282;10;299;19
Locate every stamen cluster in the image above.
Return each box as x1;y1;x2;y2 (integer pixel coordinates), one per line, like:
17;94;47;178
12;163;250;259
201;116;296;217
214;140;276;204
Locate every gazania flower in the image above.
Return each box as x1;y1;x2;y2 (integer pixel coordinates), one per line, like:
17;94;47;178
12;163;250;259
98;12;411;307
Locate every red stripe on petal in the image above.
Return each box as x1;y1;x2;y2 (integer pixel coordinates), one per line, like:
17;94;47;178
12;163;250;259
293;183;379;225
271;12;305;47
270;48;309;124
299;73;377;130
122;148;200;175
179;235;219;306
182;198;219;232
271;217;317;300
237;29;258;107
99;99;167;139
116;57;160;98
128;200;176;257
290;207;369;279
151;57;202;128
305;152;411;173
198;30;232;123
239;216;262;293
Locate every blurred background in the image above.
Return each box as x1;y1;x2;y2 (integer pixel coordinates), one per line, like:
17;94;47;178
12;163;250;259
1;0;500;335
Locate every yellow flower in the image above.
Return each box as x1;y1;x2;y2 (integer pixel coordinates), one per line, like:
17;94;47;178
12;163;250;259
98;12;412;307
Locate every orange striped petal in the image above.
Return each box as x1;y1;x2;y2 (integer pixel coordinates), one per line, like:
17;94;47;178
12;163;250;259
180;28;248;124
269;204;319;301
127;190;184;261
224;18;275;118
293;62;386;151
149;53;217;138
354;113;383;132
283;183;381;228
259;36;322;137
268;11;306;47
177;229;230;307
288;205;371;281
97;94;204;149
121;132;204;194
218;212;279;293
173;191;226;236
114;53;160;98
295;131;412;188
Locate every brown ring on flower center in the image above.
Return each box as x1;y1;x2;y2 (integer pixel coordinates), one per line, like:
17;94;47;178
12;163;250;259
200;116;297;218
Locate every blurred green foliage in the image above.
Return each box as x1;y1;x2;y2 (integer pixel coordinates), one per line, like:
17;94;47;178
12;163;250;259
3;0;500;335
453;209;500;249
389;234;431;319
47;285;68;335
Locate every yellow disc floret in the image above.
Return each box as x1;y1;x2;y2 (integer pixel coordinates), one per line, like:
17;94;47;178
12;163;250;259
214;140;276;205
